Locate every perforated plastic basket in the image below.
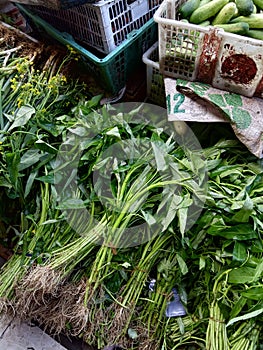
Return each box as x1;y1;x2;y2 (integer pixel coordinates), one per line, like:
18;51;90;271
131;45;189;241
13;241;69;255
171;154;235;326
14;0;95;10
142;42;165;107
22;0;162;54
154;0;263;98
18;4;157;95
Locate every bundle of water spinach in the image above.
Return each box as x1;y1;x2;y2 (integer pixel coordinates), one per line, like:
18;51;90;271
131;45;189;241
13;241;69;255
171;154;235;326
179;0;263;39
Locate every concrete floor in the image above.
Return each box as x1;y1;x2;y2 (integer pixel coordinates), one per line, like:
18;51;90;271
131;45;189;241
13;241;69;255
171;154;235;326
0;314;67;350
0;257;74;350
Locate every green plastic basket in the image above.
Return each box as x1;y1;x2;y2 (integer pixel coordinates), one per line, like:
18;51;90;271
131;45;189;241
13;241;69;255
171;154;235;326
18;4;158;95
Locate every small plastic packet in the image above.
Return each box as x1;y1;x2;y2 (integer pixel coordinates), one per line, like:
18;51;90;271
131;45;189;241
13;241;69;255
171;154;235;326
165;288;187;318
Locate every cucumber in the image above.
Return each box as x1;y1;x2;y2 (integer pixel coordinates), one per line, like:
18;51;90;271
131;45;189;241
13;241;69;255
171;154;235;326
235;0;254;15
253;0;263;10
212;2;238;24
214;22;249;34
179;0;201;18
199;0;211;6
231;13;263;28
246;29;263;40
199;20;211;25
190;0;229;23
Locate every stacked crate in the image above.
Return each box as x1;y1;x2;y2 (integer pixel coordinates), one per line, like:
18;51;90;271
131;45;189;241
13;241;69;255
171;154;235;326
17;0;162;95
22;0;162;54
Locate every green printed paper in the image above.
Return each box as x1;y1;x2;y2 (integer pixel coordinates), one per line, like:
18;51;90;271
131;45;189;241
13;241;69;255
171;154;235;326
165;78;263;158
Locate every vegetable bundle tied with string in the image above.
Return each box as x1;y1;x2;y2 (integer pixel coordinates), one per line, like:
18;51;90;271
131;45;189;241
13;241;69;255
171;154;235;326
9;103;208;347
0;28;98;311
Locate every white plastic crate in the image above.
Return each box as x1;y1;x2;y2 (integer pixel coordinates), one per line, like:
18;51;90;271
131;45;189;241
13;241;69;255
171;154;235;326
154;0;263;98
13;0;95;10
142;41;166;107
25;0;162;54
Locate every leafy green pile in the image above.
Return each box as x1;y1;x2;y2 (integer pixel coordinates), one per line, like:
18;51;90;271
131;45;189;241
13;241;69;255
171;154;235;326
0;25;99;302
0;23;262;350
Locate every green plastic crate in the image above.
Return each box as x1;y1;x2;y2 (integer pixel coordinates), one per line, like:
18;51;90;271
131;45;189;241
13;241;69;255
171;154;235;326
18;4;158;95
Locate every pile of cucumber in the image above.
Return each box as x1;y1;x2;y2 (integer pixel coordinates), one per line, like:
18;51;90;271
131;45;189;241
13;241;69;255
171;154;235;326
179;0;263;39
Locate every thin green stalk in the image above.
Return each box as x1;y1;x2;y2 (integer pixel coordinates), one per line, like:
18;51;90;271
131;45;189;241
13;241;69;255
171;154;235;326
122;232;173;305
0;77;4;129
